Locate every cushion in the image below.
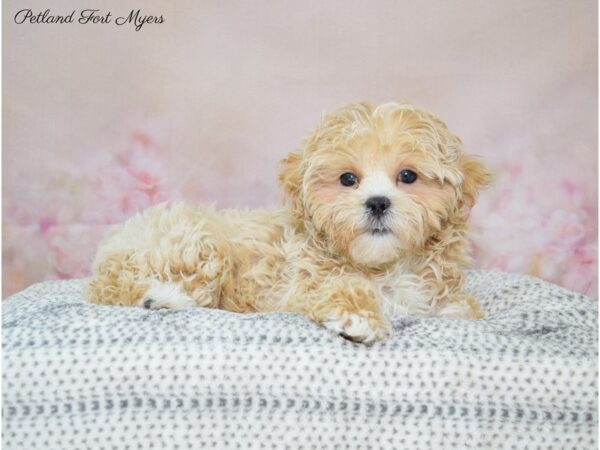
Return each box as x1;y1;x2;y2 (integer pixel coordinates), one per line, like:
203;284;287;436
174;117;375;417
2;271;597;449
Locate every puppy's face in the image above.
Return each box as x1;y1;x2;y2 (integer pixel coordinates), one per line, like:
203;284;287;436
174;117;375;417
280;102;490;267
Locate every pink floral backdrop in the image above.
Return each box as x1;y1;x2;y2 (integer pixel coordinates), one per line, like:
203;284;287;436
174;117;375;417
3;0;597;297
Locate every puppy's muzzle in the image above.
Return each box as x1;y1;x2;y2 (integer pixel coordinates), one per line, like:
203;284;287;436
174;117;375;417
365;196;391;218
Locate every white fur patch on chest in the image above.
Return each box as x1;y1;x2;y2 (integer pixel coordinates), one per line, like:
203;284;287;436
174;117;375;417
372;266;435;318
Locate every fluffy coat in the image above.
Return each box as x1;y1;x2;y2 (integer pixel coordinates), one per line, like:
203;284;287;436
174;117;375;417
88;102;491;343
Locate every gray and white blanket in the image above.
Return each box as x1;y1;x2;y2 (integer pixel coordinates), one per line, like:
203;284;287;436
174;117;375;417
2;271;598;449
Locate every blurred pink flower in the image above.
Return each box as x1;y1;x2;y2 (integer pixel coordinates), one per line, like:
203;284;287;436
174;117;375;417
470;133;597;297
3;128;178;295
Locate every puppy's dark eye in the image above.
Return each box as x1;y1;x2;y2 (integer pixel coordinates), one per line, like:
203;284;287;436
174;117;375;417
398;169;418;184
340;172;358;187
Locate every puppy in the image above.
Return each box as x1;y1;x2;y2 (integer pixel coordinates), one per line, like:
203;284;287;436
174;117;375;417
88;102;491;343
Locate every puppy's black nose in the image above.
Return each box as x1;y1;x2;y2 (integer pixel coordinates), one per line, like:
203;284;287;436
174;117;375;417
365;196;391;217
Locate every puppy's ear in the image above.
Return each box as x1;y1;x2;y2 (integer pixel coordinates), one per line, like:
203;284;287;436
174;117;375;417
279;151;304;203
459;154;492;208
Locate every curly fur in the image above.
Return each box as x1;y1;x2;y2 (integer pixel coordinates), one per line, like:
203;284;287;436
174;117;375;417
88;101;491;343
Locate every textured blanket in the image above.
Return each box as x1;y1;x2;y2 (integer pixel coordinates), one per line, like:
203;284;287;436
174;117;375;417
2;271;598;449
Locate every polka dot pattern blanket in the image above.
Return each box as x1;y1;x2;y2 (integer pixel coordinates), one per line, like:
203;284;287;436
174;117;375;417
2;271;598;449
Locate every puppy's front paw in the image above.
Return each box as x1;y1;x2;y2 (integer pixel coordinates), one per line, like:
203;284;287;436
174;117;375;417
323;311;391;344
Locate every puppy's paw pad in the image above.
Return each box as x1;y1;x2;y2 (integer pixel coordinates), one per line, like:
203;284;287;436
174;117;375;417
142;299;163;310
324;313;390;344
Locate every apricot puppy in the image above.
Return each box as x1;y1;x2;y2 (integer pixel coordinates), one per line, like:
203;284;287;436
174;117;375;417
88;102;491;343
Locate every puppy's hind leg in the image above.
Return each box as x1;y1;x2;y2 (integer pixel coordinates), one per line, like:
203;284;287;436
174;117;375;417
88;252;197;310
139;280;197;310
88;204;234;310
88;251;153;307
155;223;235;311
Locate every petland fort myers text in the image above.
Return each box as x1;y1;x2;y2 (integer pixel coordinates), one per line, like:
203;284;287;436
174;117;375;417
14;9;164;31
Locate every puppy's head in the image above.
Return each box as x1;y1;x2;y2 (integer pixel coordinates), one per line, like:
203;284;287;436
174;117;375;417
280;102;491;267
